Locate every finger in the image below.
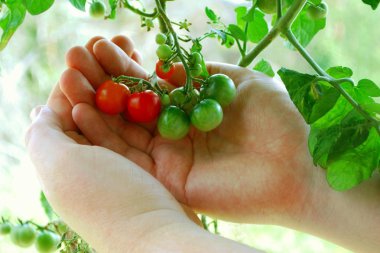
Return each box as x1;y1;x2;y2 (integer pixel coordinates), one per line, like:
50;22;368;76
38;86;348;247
131;49;143;65
85;36;106;55
65;131;92;145
60;68;96;107
72;103;155;174
93;39;148;79
66;46;109;89
111;35;135;57
46;84;77;132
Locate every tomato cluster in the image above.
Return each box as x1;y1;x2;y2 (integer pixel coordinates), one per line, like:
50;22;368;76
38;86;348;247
0;221;61;253
95;81;162;123
95;33;237;140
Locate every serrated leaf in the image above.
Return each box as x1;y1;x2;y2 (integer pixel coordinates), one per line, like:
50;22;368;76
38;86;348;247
326;66;353;79
68;0;86;11
23;0;54;15
228;24;246;41
362;0;380;10
290;8;326;47
278;68;340;124
235;6;268;43
357;79;380;97
327;128;380;191
253;59;275;77
0;1;26;51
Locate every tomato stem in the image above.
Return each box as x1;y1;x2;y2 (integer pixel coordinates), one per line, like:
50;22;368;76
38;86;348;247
238;0;307;67
155;0;193;93
123;0;158;18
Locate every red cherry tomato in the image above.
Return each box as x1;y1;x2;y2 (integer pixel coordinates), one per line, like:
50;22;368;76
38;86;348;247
125;90;161;123
95;80;130;115
156;60;175;80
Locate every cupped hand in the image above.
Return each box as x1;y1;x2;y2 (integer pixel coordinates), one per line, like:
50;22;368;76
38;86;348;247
56;35;315;224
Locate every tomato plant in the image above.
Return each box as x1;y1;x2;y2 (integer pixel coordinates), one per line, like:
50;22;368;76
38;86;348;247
156;60;175;80
0;222;12;235
89;0;106;18
10;224;37;248
158;106;190;140
35;231;60;253
201;74;237;107
95;80;130;115
190;99;223;132
170;87;200;114
125;90;161;123
156;44;173;60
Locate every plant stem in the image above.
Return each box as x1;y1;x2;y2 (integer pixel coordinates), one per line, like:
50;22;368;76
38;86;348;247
284;29;327;76
123;0;158;18
155;0;193;92
277;0;283;19
238;0;307;67
157;0;169;33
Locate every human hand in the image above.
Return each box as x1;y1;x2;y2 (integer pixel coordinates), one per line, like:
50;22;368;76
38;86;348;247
58;35;315;224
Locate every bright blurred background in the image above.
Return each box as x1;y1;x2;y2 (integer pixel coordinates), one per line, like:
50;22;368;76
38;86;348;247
1;0;379;252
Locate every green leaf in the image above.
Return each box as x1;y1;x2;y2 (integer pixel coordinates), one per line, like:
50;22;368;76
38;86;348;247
278;68;340;124
205;6;219;23
68;0;86;11
290;7;326;47
228;24;246;41
253;59;275;77
362;0;380;9
23;0;54;15
40;191;55;220
326;66;353;79
235;6;268;43
327;128;380;191
361;102;380;114
357;79;380;97
0;1;26;51
211;28;235;48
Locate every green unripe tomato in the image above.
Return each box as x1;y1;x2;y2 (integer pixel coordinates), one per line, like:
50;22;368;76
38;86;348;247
257;0;277;14
201;74;236;107
156;44;173;60
35;231;60;253
190;64;203;77
11;224;36;248
169;87;200;114
155;33;167;45
160;94;171;107
0;222;12;235
89;1;106;18
53;219;68;234
190;52;203;65
308;2;328;20
190;99;223;132
158;106;190;140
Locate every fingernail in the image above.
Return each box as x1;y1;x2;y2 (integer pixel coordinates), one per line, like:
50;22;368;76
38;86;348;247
29;105;43;121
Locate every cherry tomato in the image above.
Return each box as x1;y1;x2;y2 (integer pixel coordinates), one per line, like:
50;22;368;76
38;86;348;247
169;87;200;114
160;94;171;107
158;106;190;140
155;33;167;45
156;44;173;60
257;0;277;14
191;52;203;65
35;231;60;253
95;80;130;115
201;74;236;107
0;222;12;235
308;2;328;20
125;90;161;123
191;99;223;132
89;1;106;18
11;224;36;248
156;60;175;80
53;219;68;234
190;64;202;77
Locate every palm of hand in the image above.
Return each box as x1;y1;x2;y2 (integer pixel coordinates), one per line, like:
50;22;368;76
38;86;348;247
59;37;311;222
